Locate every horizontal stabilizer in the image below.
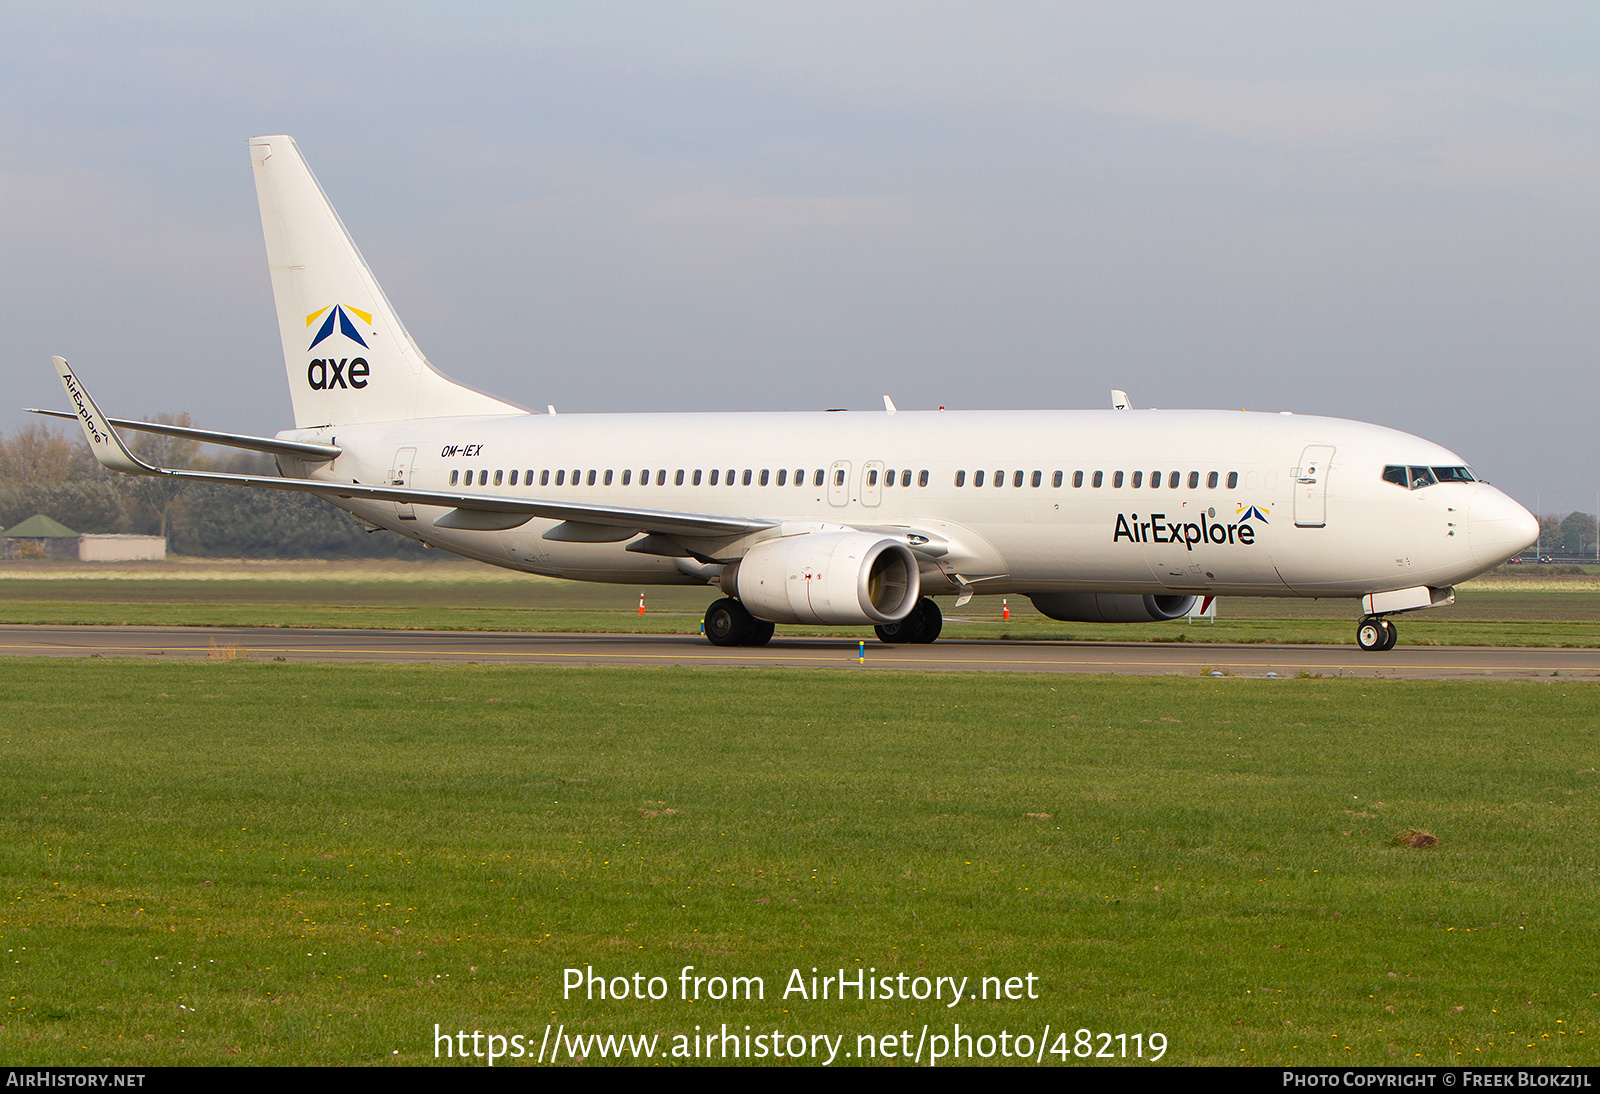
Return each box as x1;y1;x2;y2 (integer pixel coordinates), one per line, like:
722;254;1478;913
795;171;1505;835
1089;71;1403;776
27;408;340;461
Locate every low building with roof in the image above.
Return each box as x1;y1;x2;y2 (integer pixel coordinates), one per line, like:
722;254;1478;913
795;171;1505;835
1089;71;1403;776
3;515;81;559
78;534;167;561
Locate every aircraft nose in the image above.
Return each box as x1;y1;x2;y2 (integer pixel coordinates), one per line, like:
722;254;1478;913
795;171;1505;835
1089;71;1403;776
1469;487;1539;567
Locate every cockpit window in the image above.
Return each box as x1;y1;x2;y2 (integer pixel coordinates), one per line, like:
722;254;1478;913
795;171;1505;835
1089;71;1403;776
1385;464;1474;490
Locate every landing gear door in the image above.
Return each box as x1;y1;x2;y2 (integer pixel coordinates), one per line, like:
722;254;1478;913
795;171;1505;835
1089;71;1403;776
390;447;418;521
1293;445;1335;528
828;461;851;507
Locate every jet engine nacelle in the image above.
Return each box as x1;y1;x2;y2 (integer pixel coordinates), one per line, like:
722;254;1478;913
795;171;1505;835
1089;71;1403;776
1029;592;1196;623
722;531;921;625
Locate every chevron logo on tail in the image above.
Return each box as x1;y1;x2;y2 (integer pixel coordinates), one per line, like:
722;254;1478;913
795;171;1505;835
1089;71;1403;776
306;304;372;351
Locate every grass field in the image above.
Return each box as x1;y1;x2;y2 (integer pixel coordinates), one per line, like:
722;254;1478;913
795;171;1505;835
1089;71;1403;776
2;558;1600;647
1;661;1596;1066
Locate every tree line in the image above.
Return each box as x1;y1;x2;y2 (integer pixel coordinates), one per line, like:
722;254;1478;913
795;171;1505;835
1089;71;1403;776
0;419;428;558
1537;512;1598;558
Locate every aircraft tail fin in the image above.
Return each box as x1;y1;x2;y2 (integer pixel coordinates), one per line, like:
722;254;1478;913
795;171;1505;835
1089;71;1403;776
249;136;525;428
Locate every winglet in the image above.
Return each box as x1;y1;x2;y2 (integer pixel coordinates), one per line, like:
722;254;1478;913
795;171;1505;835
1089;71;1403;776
883;395;897;415
50;357;158;475
1111;389;1129;411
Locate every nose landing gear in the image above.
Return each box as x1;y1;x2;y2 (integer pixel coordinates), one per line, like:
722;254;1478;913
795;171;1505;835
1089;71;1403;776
1356;615;1397;652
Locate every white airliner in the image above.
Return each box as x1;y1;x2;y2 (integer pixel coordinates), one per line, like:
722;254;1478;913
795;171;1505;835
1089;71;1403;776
41;136;1539;651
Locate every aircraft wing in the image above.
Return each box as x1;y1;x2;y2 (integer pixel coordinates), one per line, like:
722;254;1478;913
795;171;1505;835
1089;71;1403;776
48;356;774;541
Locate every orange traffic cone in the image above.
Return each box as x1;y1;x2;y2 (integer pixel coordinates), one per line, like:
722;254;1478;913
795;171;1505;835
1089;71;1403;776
1002;598;1009;620
638;593;645;615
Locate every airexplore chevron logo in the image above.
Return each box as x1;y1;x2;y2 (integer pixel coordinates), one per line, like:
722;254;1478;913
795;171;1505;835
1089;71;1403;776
306;304;371;351
1236;504;1270;524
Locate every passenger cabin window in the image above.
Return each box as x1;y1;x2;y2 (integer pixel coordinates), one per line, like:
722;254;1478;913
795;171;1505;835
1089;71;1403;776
1072;471;1084;487
777;469;787;486
509;470;518;486
1150;471;1161;488
760;469;770;486
1051;471;1062;487
1031;470;1042;487
1112;471;1124;488
621;470;631;485
1092;471;1103;488
955;471;966;487
541;470;551;486
605;470;613;485
588;470;597;486
1207;471;1218;488
1013;470;1023;487
656;470;667;486
710;469;720;485
1131;471;1143;488
831;470;843;487
494;470;503;486
1188;471;1199;489
974;470;985;487
692;469;701;485
814;470;825;487
1226;471;1238;489
1168;471;1180;489
449;470;459;485
555;470;565;486
919;470;929;487
675;469;685;486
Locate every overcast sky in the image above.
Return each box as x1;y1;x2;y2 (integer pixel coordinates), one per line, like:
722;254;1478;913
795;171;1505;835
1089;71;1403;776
3;2;1597;511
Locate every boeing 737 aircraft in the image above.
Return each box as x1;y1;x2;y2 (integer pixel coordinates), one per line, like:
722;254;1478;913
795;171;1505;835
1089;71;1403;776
40;136;1539;651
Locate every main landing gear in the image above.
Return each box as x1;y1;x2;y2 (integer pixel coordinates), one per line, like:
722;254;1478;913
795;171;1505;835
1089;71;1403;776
1356;615;1398;652
875;597;943;645
701;596;946;647
704;597;775;647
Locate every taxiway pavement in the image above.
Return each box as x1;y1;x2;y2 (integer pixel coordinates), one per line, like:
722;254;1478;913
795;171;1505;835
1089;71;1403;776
1;625;1595;679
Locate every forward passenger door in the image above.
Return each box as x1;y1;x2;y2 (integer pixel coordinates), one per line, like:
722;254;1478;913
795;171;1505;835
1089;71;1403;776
1293;445;1336;528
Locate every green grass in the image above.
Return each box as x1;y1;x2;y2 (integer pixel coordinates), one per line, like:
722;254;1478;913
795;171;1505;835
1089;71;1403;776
1;662;1596;1066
